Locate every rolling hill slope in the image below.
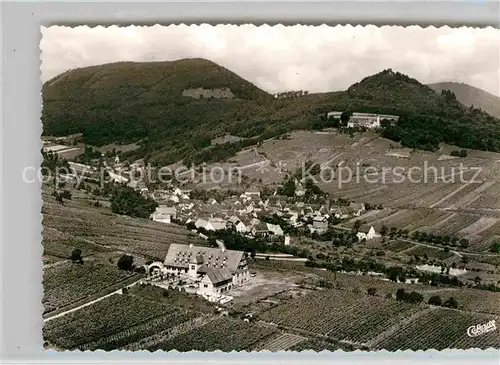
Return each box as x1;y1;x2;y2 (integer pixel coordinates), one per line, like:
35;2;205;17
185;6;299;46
428;82;500;119
42;60;500;165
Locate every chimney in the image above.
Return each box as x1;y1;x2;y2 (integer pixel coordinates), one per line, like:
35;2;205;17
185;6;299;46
221;247;225;252
189;243;193;248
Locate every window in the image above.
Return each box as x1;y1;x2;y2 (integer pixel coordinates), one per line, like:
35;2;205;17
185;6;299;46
203;284;208;288
190;265;195;270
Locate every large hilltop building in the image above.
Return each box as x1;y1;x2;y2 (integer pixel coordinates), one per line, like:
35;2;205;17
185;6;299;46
162;243;250;295
326;111;399;129
348;113;399;129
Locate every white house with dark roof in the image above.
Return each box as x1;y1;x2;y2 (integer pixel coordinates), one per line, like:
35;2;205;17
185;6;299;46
162;244;250;295
150;206;177;224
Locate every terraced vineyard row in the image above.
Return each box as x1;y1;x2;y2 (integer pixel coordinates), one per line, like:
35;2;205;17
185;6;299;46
252;333;306;352
258;289;428;345
43;196;206;259
147;317;279;352
288;338;353;352
80;309;199;351
43;294;173;349
373;308;500;350
43;261;137;313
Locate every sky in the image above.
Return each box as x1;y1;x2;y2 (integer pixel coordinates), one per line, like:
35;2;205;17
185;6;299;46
41;24;500;96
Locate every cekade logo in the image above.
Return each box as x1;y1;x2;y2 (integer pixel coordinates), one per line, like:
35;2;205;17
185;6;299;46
467;320;497;337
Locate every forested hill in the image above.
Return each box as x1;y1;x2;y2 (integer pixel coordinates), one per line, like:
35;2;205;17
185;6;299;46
42;61;500;166
332;69;500;152
428;82;500;119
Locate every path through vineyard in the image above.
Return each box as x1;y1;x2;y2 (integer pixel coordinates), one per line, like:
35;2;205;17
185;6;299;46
44;279;143;322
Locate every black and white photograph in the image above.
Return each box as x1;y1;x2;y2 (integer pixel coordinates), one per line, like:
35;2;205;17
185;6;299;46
39;24;500;352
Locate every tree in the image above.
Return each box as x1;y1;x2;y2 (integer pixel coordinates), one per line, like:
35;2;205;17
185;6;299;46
396;288;406;301
367;288;377;296
489;242;500;253
406;291;424;304
459;238;469;249
474;276;482;285
443;297;458;309
380;225;388;236
70;248;83;264
340;111;352;126
428;295;442;306
353;220;361;232
110;185;158;219
117;254;134;271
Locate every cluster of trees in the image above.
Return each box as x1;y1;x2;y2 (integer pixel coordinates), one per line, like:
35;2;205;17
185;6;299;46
109;185;158;219
450;149;468;158
395;288;459;308
428;294;459;309
70;248;83;264
411;231;469;248
304;256;498;292
75;146;101;165
190;225;311;259
489;241;500;253
274;90;309;99
395;288;424;304
184;137;261;166
188;188;239;203
52;190;72;204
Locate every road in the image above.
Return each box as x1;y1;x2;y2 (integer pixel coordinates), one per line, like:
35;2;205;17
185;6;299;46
44;278;143;322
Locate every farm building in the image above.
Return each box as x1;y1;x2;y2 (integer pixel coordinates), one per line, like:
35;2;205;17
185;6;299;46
312;215;329;233
356;226;381;241
161;243;250;295
150;205;177;224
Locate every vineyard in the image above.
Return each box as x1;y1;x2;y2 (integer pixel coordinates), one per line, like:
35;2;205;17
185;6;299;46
373;308;500;350
405;245;454;261
288;338;353;352
42;192;206;260
257;289;427;345
252;332;306;351
147;317;279;352
43;293;182;349
43;260;138;313
384;240;415;253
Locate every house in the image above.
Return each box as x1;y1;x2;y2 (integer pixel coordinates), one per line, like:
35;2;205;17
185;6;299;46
244;186;261;197
356;226;381;241
327;111;343;119
150;206;177;224
228;215;248;233
207;218;227;231
195;218;210;230
162;244;250;295
295;180;306;197
312;215;329;233
335;207;351;219
266;223;284;236
252;222;269;237
349;202;366;216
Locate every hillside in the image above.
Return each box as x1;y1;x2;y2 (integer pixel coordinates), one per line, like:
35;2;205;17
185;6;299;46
339;70;500;152
42;61;500;165
428;82;500;119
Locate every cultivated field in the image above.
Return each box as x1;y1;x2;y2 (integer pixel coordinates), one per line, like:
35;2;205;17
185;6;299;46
258;288;427;346
147;317;279;352
42;191;206;261
373;309;500;350
44;293;188;349
43;260;139;313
